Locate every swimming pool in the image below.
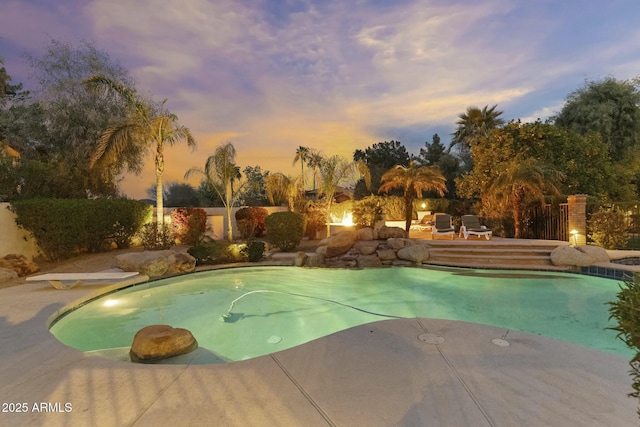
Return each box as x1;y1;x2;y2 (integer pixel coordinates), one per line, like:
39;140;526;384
49;266;632;363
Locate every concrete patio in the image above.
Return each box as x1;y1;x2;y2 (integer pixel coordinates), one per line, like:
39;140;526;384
0;260;638;426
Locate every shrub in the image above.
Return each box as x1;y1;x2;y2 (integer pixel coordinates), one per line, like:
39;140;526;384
235;207;268;239
303;202;327;238
187;241;248;265
139;223;175;250
353;195;384;228
588;206;628;249
609;276;640;417
265;211;305;251
242;240;265;262
171;207;207;245
10;198;151;261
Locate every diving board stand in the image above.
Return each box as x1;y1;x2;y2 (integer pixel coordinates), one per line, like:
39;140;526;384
26;272;141;290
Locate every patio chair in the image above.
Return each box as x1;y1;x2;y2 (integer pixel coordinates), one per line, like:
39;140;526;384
459;215;492;240
432;213;455;240
410;213;433;231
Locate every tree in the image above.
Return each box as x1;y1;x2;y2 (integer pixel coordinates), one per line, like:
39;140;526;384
554;77;640;198
265;173;301;210
293;146;310;190
417;134;446;166
353;140;410;196
378;161;447;232
317;155;370;234
86;74;195;230
451;105;504;170
489;156;563;238
241;165;270;206
415;134;462;198
185;142;245;241
165;182;200;207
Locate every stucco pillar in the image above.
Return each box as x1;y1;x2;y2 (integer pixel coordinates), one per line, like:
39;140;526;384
567;195;587;246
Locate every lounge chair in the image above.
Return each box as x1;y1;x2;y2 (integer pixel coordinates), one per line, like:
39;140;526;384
410;214;433;231
432;213;455;240
26;271;142;290
459;215;492;240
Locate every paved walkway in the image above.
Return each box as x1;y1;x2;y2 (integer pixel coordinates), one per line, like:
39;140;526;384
0;268;637;426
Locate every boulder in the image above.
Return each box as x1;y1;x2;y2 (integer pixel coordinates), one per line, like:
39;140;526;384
576;245;610;263
294;251;308;267
356;227;374;241
376;248;397;261
316;245;328;257
397;245;430;264
130;325;198;363
116;250;195;277
550;246;594;267
166;252;197;274
0;254;39;277
305;253;324;267
357;254;382;268
0;268;18;283
354;240;379;255
323;231;357;257
387;238;415;250
377;226;407;239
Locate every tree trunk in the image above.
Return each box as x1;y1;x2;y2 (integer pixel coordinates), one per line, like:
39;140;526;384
155;146;164;233
404;195;414;232
225;180;233;242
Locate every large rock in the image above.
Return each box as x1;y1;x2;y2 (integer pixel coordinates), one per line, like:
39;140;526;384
0;268;18;283
377;226;407;239
354;240;379;255
0;254;39;277
550;246;594;267
397;245;430;264
357;254;382;268
294;251;308;267
305;253;324;267
130;325;198;363
116;250;195;277
323;231;357;257
387;238;415;250
576;245;610;263
376;248;397;261
356;227;374;241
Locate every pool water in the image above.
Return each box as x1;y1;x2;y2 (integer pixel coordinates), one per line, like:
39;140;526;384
49;266;632;362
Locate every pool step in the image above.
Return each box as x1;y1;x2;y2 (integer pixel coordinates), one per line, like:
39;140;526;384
425;242;562;269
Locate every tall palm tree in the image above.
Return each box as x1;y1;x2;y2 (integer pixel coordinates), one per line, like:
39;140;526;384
317;155;370;235
85;74;195;231
378;161;447;232
451;105;504;170
293;146;310;190
185;142;244;241
488;156;564;238
306;149;324;196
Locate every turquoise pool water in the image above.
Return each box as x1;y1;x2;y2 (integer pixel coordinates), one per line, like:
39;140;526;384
49;266;632;362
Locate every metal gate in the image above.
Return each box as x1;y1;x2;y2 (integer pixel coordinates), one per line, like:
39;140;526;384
525;203;568;241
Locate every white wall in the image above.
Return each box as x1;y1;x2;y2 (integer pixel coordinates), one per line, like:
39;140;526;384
0;202;41;260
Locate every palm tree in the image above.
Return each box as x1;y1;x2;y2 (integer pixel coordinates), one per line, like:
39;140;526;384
317;155;370;235
306;149;325;196
85;74;195;231
185;142;244;241
293;146;310;191
378;161;447;232
265;173;301;211
488;156;564;238
451;105;504;169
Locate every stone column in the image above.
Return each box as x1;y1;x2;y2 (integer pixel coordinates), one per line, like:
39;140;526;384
567;195;587;246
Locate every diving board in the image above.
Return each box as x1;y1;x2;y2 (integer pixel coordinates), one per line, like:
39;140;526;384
26;272;140;290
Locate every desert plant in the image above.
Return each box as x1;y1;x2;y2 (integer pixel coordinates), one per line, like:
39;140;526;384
139;223;174;250
171;207;207;245
588;206;628;249
235;207;268;239
187;241;249;265
242;240;265;262
303;201;327;238
352;195;384;228
264;211;305;251
609;276;640;417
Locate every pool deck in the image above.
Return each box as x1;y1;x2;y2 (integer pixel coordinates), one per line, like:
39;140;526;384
1;238;640;426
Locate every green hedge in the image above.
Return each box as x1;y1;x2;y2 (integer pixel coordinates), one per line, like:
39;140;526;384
10;198;151;260
265;211;305;251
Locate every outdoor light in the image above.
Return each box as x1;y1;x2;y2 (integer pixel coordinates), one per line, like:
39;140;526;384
570;229;578;246
103;299;118;307
421;203;426;209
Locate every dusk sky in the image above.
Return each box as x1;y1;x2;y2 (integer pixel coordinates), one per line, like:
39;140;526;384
2;0;640;199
